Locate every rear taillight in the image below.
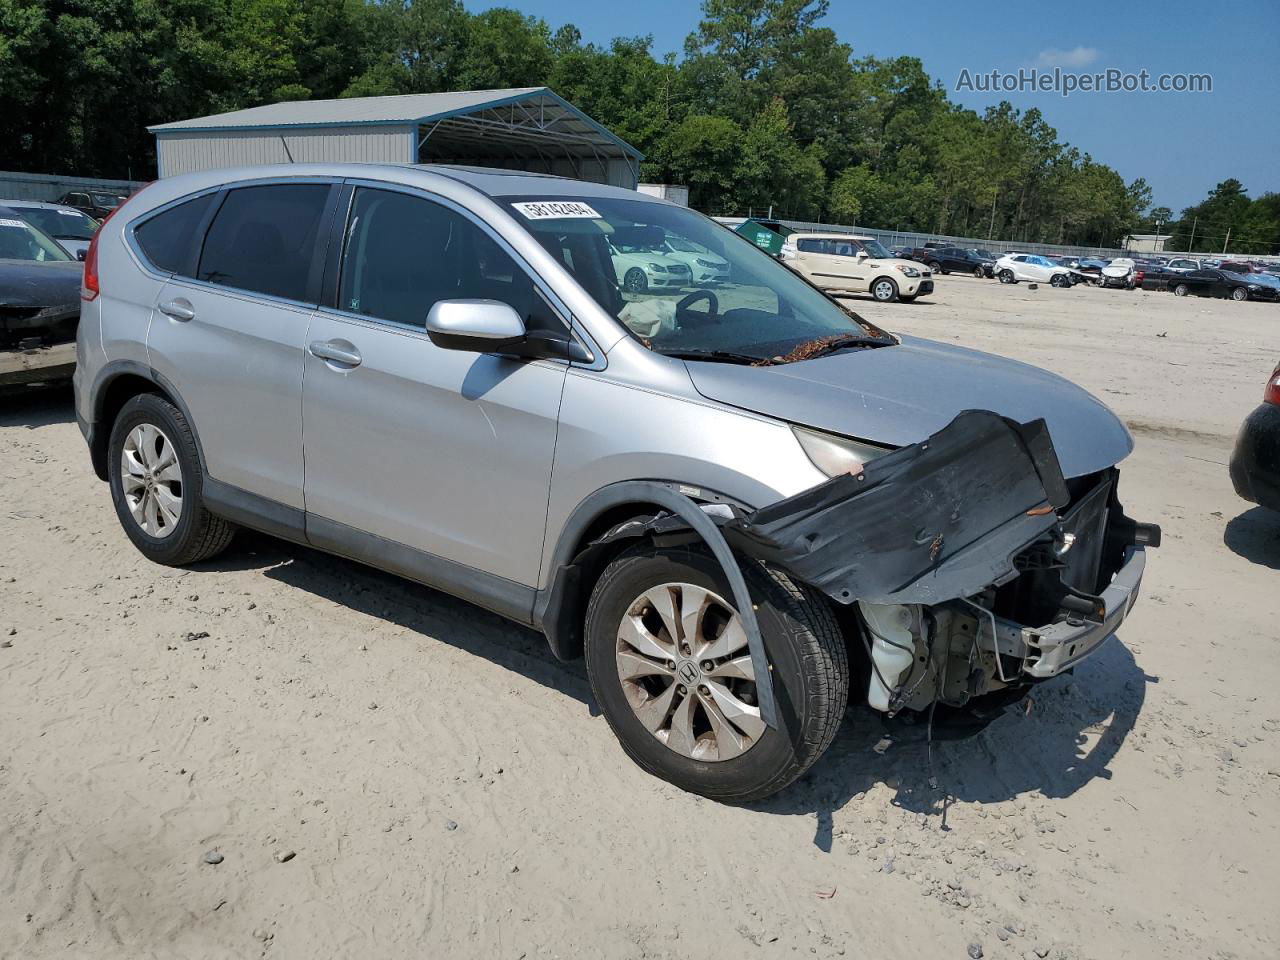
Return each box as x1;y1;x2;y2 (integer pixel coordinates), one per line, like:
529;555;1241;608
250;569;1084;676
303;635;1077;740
81;182;153;302
1265;365;1280;406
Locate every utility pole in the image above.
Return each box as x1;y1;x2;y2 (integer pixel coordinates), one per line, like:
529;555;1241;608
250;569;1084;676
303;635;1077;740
1222;228;1231;254
987;189;998;240
1188;216;1197;251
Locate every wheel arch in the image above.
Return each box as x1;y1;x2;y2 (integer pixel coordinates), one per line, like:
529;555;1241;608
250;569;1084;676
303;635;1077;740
533;481;748;662
88;361;204;482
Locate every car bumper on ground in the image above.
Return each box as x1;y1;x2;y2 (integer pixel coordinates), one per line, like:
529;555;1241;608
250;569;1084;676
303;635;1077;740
1229;402;1280;510
0;339;77;387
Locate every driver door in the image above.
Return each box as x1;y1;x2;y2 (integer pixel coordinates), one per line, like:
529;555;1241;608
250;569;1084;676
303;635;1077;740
301;185;571;592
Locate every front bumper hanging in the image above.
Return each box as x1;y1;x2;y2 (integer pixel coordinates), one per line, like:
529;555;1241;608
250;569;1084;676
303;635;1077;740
584;411;1159;728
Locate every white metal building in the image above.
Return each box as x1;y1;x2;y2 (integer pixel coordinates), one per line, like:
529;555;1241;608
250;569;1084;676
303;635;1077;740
148;87;642;188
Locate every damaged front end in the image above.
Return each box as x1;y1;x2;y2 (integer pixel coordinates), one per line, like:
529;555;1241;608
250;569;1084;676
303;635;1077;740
723;409;1160;720
590;410;1159;727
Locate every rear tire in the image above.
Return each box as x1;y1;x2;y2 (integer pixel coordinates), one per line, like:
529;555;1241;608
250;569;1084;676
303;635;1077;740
107;393;236;566
584;543;849;803
927;261;943;275
1232;286;1248;301
1173;283;1189;297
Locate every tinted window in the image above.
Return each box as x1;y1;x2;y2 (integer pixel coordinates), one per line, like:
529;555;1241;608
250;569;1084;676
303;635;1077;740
17;207;98;241
198;184;330;301
135;193;217;275
338;187;561;332
796;238;827;254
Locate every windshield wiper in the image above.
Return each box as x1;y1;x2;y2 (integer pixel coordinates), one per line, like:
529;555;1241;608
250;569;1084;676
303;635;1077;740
656;349;764;366
765;334;885;365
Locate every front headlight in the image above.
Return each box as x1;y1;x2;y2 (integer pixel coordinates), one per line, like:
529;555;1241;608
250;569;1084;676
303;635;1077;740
696;258;721;268
648;262;667;273
792;426;892;478
895;264;920;278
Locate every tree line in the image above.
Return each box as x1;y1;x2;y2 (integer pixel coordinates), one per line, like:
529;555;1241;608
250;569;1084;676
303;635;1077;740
2;0;1275;251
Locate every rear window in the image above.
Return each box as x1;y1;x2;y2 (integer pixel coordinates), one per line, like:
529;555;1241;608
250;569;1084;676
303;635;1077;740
197;184;330;301
135;193;218;275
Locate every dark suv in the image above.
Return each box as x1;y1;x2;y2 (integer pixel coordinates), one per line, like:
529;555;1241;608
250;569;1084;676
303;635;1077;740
921;247;995;278
55;190;126;221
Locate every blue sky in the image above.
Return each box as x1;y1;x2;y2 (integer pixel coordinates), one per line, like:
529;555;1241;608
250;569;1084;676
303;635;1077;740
466;0;1279;213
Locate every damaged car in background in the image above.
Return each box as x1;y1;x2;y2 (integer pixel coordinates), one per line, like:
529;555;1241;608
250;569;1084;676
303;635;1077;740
75;165;1159;803
1;204;82;388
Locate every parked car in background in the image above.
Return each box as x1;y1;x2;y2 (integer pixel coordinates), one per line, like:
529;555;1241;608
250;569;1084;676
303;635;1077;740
0;205;82;386
1;199;99;258
656;233;730;284
1165;257;1205;273
608;228;693;293
1229;362;1280;511
920;247;995;278
1170;268;1276;302
55;190;126;221
1099;258;1138;289
782;233;934;302
993;253;1073;286
73;162;1156;802
1134;259;1178;290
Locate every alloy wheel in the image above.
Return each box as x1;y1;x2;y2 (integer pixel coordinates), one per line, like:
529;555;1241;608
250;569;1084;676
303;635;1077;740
120;423;183;538
615;582;765;762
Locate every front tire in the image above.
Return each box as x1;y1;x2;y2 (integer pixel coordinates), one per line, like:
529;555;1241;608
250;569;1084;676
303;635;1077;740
1173;283;1189;297
623;268;648;294
973;266;986;279
870;277;899;302
584;544;849;803
1232;286;1249;301
998;270;1016;284
108;393;236;566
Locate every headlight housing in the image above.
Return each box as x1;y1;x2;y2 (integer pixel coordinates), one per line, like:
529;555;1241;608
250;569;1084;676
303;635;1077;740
648;262;667;273
696;258;721;268
895;264;921;278
792;426;892;477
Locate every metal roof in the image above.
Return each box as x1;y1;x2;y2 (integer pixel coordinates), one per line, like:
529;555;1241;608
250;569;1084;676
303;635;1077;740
148;87;641;160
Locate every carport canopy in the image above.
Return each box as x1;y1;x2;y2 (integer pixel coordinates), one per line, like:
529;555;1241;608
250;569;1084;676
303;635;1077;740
148;87;642;187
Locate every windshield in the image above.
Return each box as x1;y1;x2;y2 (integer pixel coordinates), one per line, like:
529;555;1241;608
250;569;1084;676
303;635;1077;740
665;235;705;254
0;214;74;261
92;193;122;208
505;195;890;361
861;238;892;259
18;207;97;241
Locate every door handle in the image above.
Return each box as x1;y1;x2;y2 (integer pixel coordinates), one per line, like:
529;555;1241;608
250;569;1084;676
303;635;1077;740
309;340;362;367
159;299;195;322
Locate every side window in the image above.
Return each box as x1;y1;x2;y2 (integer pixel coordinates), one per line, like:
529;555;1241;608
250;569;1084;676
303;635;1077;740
796;238;825;254
1013;255;1028;263
197;183;330;301
337;187;563;333
134;193;217;275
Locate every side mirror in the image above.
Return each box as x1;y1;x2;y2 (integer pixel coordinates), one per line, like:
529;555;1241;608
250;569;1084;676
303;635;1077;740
76;249;87;261
855;250;868;260
425;299;592;363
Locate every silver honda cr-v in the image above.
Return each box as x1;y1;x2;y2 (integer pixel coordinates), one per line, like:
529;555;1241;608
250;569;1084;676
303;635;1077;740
73;163;1158;802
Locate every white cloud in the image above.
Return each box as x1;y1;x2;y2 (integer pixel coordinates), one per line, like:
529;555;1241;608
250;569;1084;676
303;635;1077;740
1035;46;1100;68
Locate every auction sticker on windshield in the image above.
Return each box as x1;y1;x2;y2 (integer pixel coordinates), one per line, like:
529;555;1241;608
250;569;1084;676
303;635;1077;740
512;201;601;220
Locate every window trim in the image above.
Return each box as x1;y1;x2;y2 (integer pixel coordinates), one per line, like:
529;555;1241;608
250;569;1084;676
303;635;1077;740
317;177;598;367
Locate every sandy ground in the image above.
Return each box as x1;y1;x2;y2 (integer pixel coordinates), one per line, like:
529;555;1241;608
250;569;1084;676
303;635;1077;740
2;277;1279;960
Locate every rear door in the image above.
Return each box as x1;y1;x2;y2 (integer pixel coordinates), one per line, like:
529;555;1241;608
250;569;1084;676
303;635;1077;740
301;183;570;588
146;180;338;510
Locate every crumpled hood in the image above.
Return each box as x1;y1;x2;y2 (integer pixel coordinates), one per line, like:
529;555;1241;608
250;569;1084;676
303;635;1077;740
0;259;82;310
686;334;1133;478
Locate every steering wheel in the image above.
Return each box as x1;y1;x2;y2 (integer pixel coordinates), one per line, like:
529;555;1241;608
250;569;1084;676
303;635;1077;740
675;290;719;325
